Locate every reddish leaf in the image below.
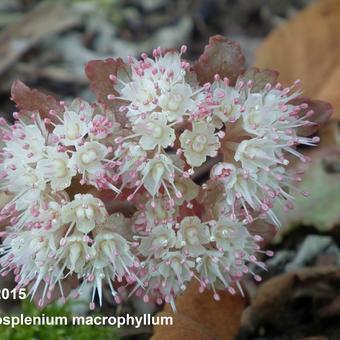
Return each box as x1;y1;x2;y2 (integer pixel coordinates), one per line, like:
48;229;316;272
237;67;279;92
193;35;245;86
289;97;333;136
85;58;130;125
11;80;63;119
85;58;125;102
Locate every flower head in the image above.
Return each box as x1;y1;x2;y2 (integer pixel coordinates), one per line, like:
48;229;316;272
0;38;327;310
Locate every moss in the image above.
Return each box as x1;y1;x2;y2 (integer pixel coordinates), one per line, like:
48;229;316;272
0;300;119;340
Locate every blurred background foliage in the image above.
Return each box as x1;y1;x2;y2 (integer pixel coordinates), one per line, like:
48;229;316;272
0;0;315;109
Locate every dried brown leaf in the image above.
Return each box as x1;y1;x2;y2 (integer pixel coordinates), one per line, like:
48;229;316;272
152;281;246;340
255;0;340;120
240;266;340;336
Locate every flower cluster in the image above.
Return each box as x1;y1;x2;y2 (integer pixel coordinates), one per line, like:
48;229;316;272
0;37;328;310
0;100;135;308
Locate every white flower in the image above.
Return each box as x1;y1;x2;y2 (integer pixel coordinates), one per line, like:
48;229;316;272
211;217;250;252
61;194;107;233
195;217;263;294
180;122;220;167
6;164;44;193
115;142;146;173
242;97;268;134
114;142;147;189
172;177;199;205
222;169;259;211
71;141;108;175
122;77;158;113
116;50;190;122
158;251;194;286
155;251;194;295
139;224;176;258
59;234;94;274
92;231;135;272
242;91;284;136
159;83;196;122
141;154;175;197
37;147;76;191
153;51;184;83
195;250;230;288
234;138;280;172
6;124;47;164
53;99;93;146
211;80;241;128
137;114;175;150
211;162;237;189
38;201;63;231
86;231;137;306
137;250;194;305
194;248;258;294
176;216;210;256
0;228;64;304
89;114;119;140
144;197;176;226
0;165;46;211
